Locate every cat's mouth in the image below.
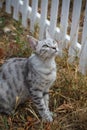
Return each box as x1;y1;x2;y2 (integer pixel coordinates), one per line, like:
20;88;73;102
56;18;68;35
54;48;59;54
52;47;62;57
56;49;62;57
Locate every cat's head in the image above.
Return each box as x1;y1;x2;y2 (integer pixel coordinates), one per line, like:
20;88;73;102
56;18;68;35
27;29;61;60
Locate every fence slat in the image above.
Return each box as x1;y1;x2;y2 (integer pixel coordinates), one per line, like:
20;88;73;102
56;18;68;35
81;2;87;47
0;2;2;8
39;0;48;39
11;0;14;7
79;1;87;75
49;0;59;38
5;0;11;14
22;0;29;27
30;0;38;32
60;0;70;49
68;0;82;63
13;0;20;20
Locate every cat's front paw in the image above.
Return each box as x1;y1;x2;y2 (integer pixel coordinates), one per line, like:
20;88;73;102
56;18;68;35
42;112;53;122
46;115;53;122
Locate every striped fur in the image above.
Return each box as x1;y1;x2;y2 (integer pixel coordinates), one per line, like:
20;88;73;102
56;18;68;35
0;31;60;122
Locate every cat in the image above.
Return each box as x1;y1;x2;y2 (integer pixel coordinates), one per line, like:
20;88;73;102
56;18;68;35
0;29;60;122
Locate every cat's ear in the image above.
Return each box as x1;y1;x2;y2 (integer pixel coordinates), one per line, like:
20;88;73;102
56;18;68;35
27;35;38;50
44;28;51;39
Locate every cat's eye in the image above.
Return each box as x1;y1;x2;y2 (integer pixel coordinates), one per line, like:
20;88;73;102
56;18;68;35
42;44;49;48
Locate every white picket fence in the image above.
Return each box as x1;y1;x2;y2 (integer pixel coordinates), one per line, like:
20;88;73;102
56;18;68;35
0;0;87;75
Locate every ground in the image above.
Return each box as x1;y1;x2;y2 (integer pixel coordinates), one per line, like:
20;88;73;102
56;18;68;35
0;1;87;130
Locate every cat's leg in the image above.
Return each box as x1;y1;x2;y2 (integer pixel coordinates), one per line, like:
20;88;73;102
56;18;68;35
43;89;53;116
43;90;49;110
29;88;53;122
0;96;12;115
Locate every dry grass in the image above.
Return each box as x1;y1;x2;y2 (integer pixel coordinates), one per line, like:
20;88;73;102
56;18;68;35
0;2;87;130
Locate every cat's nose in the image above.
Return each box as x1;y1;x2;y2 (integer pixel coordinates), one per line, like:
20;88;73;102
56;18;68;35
56;47;60;52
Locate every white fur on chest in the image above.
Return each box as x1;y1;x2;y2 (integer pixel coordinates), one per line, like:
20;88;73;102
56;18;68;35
29;54;56;83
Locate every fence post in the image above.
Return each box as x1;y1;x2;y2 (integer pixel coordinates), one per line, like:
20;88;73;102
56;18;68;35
22;0;29;28
68;0;82;63
39;0;48;40
49;0;59;38
79;1;87;75
13;0;20;20
0;1;2;8
59;0;70;49
5;0;11;14
30;0;38;32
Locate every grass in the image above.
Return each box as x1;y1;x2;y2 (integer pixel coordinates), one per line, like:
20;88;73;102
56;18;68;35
0;5;87;130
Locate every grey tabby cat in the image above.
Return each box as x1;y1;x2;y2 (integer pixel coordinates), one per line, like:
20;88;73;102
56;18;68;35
0;29;60;122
